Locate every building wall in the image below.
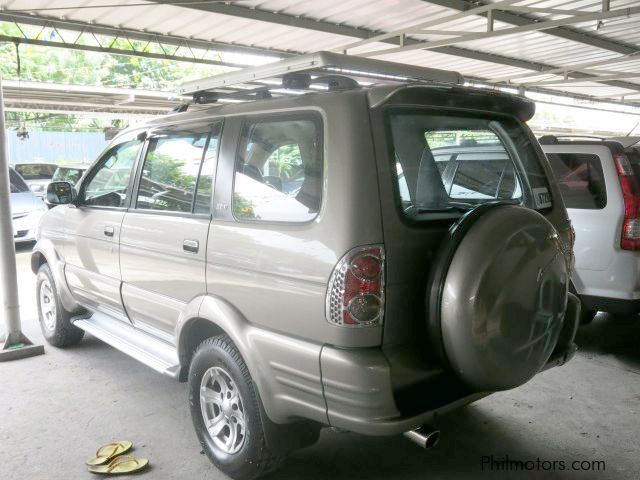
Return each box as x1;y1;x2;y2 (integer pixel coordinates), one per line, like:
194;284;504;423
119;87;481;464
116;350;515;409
7;130;108;165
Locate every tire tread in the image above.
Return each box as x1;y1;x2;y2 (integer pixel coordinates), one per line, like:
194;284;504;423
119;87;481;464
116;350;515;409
192;335;285;479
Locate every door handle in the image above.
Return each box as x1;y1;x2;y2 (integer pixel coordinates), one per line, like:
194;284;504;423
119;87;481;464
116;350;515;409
183;239;199;254
104;226;115;237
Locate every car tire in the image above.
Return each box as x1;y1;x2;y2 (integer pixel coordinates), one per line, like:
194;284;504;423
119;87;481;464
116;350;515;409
36;263;85;347
579;307;596;325
189;335;285;480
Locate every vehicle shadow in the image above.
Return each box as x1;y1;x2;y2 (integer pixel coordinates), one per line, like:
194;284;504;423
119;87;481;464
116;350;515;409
575;312;640;371
272;406;572;480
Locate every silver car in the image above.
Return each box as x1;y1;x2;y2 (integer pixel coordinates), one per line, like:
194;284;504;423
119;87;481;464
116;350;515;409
13;162;57;198
9;167;46;243
32;53;580;480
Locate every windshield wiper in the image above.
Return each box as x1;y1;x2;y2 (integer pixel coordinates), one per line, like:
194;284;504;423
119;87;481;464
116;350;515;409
405;199;520;215
405;201;477;214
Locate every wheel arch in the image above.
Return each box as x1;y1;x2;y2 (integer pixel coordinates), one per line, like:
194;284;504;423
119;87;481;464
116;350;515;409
31;239;79;313
176;295;254;384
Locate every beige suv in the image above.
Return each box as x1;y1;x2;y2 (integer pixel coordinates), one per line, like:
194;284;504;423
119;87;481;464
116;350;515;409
33;53;579;479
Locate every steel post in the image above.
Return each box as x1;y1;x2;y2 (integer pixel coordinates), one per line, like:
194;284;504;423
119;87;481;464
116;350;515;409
0;77;44;361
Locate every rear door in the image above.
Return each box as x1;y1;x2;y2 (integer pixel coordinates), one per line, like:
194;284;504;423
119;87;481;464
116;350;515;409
545;146;619;274
64;131;144;320
119;121;222;342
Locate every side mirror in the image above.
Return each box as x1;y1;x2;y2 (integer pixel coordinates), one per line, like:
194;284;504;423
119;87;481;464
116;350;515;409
46;181;76;205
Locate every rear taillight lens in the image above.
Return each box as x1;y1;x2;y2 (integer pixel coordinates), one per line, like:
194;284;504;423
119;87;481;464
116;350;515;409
614;153;640;250
326;245;385;327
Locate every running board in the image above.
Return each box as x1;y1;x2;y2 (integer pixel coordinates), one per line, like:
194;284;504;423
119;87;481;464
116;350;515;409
73;313;181;379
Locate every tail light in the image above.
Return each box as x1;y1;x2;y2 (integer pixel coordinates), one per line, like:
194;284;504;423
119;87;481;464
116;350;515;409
326;245;385;327
614;153;640;251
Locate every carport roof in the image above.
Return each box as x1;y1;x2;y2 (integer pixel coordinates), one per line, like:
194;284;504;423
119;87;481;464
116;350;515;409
3;1;640;104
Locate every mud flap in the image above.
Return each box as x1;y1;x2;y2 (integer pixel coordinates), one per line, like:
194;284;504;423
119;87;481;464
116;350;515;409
253;382;321;455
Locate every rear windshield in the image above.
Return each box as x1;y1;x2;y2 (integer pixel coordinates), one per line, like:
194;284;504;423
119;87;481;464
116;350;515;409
387;110;550;218
546;153;606;209
52;167;85;184
9;168;29;193
15;163;57;180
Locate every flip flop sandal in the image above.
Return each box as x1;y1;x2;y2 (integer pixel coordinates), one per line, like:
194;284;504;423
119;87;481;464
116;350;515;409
86;441;133;466
88;455;149;475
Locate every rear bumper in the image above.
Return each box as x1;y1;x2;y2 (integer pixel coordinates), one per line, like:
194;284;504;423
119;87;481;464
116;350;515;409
580;294;640;316
319;293;581;437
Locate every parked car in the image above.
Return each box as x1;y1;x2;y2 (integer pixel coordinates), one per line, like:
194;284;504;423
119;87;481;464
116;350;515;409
13;162;57;198
33;53;579;480
51;164;88;186
541;135;640;323
9;167;46;243
45;165;89;209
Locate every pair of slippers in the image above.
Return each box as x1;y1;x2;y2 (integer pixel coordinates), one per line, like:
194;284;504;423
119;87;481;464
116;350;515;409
86;441;149;475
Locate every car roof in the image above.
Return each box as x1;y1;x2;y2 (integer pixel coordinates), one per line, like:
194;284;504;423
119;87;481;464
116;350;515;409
111;83;534;145
538;135;625;153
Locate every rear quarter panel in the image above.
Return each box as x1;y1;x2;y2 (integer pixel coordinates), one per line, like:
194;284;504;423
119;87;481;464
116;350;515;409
205;92;384;348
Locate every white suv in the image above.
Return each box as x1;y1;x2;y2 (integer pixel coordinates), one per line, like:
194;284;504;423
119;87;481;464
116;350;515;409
541;136;640;323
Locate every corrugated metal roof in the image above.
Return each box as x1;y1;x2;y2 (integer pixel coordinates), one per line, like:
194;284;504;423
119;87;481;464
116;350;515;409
2;0;640;102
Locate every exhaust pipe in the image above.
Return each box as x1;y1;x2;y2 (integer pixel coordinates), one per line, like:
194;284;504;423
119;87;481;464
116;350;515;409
403;425;440;449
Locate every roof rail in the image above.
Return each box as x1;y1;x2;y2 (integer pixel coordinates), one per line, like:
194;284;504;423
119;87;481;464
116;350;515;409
178;51;463;103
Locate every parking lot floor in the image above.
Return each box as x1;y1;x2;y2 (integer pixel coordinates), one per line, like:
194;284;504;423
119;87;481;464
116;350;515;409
1;243;639;479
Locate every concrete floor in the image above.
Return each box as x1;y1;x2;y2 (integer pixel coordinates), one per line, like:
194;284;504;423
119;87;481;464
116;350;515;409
1;244;639;480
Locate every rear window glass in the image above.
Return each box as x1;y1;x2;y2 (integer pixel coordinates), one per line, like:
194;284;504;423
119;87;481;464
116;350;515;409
14;164;57;179
546;153;606;209
388;111;548;218
232;114;322;223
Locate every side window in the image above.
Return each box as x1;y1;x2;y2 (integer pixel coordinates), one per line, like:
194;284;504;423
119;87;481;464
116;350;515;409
194;123;222;214
546;153;606;209
135;133;208;213
83;140;141;208
233;115;322;222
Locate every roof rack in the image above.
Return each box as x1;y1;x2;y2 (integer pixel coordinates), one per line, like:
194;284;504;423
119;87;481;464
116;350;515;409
178;51;463;104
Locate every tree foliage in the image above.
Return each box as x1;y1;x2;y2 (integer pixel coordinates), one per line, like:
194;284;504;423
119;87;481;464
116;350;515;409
0;22;229;130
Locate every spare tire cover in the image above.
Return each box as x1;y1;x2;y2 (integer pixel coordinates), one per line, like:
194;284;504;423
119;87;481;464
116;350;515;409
428;204;568;392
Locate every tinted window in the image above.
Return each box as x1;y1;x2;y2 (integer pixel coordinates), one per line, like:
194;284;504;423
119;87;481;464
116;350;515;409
9;168;29;193
547;153;606;209
15;164;57;180
233;115;322;222
136;134;208;213
83;140;141;208
388;111;547;218
194;124;222;214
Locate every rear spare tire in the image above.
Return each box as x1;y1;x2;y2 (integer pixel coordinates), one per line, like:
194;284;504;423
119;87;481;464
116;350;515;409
428;204;569;392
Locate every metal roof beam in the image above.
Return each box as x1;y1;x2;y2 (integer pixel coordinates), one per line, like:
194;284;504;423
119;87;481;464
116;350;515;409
355;6;640;57
422;0;640;56
0;35;246;69
146;0;640;95
0;12;290;59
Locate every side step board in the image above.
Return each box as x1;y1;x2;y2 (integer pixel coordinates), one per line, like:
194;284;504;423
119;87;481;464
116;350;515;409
73;312;181;379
